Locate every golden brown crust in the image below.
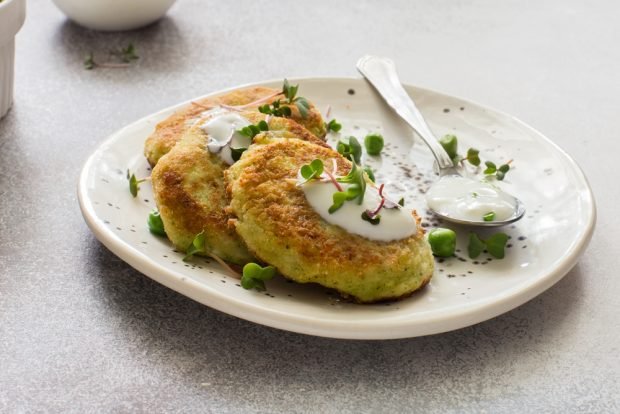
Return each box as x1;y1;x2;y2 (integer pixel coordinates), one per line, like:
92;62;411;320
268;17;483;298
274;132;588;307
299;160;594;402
150;107;330;265
144;85;327;167
226;138;434;303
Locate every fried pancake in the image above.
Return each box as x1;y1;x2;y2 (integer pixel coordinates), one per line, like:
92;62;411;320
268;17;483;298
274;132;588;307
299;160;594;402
144;86;326;167
225;136;434;303
151;111;327;265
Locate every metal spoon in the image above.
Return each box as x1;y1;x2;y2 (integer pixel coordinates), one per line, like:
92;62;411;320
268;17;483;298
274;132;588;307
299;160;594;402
357;55;525;227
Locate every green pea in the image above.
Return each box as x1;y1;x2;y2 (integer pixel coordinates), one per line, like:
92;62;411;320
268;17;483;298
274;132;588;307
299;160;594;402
428;228;456;257
364;133;384;155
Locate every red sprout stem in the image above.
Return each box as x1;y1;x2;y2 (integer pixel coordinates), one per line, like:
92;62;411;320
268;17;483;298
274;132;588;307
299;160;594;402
322;162;343;192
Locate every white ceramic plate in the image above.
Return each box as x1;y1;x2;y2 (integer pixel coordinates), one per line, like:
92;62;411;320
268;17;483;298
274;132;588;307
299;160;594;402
78;78;595;339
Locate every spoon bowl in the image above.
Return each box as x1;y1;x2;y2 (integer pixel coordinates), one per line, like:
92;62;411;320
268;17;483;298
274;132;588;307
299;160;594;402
356;55;525;227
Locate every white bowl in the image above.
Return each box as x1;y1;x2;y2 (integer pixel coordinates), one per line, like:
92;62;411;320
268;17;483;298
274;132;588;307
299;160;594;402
0;0;26;119
51;0;177;31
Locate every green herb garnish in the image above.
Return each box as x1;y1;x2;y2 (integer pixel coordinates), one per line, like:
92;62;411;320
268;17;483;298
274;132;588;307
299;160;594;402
84;53;96;70
484;161;511;180
398;197;405;207
184;231;206;261
84;43;139;70
336;136;362;164
241;263;276;291
237;120;269;139
363;166;375;183
361;211;381;225
465;147;481;166
230;147;247;162
118;43;139;63
127;170;146;197
325;119;342;133
468;231;509;259
364;133;384;155
147;210;166;237
258;79;310;118
300;159;324;182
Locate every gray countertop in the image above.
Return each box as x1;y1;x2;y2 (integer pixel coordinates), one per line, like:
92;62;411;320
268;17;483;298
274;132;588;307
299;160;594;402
1;0;618;412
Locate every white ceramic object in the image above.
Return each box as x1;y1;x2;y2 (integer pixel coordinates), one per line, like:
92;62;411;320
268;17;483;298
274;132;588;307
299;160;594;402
78;78;596;339
0;0;26;119
51;0;177;31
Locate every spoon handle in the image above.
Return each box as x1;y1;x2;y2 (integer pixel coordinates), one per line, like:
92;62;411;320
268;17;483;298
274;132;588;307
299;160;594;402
356;55;454;170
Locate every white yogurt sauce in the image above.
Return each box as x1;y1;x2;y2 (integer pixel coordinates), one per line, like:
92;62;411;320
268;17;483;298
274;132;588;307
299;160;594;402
425;175;517;222
200;111;251;165
300;178;417;242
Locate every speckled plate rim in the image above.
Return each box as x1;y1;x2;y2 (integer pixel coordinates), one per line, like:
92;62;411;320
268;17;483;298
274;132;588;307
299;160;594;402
78;77;596;339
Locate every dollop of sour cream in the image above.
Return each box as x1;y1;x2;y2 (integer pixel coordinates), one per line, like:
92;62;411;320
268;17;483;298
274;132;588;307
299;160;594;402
425;175;517;222
300;178;417;242
200;110;251;165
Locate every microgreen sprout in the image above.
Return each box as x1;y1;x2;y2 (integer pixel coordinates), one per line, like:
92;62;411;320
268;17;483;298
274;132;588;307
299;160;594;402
84;43;139;70
398;198;405;207
258;79;310;118
325;119;342;133
428;228;457;257
184;231;206;261
361;211;381;225
364;133;384;156
363;166;375;183
237;120;269;139
483;161;511;180
147;210;166;237
241;263;276;291
336;136;362;164
117;43;139;63
468;232;509;259
300;159;325;183
464;148;481;166
483;211;496;222
127;170;146;197
230;147;247;162
335;162;366;204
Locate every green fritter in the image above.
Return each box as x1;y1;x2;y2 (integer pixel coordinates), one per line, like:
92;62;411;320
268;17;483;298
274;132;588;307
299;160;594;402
144;86;326;167
225;136;434;303
151;111;327;265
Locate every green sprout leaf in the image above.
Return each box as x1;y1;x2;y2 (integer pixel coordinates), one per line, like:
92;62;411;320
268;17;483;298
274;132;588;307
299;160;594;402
484;161;497;175
237;120;269;140
328;191;348;214
398;197;405;207
120;43;139;63
325;119;342;133
363;166;375;183
84;53;96;70
361;211;381;225
467;232;486;259
230;147;247;162
336;136;362;164
127;172;146;198
300;159;324;182
466;148;481;166
147;210;166;237
241;263;276;291
336;162;366;205
184;231;206;261
485;233;509;259
295;97;310;118
467;232;509;259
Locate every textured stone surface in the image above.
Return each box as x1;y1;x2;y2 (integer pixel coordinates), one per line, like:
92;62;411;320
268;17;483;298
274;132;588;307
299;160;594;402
0;0;618;412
